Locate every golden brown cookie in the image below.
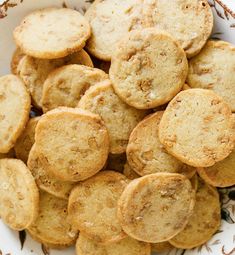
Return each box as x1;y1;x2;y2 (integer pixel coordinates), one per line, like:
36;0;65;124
110;29;188;109
10;48;25;75
159;89;235;167
147;0;213;58
41;65;108;112
187;40;235;111
78;80;147;154
68;171;129;244
123;163;140;180
27;191;78;249
169;179;221;249
27;145;76;200
18;50;93;108
0;159;39;230
85;0;150;61
14;117;40;163
0;75;31;153
34;107;109;182
76;234;151;255
14;8;91;59
117;173;195;243
197;149;235;187
151;242;173;253
127;111;184;176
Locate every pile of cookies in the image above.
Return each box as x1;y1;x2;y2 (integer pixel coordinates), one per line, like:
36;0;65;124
0;1;234;254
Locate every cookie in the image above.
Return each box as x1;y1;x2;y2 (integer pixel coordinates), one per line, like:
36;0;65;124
117;173;195;243
41;65;108;112
151;242;173;253
0;159;39;230
187;40;235;111
106;153;126;173
197;149;235;187
14;117;40;163
18;50;93;108
14;8;91;59
27;145;76;200
127;111;184;176
0;75;31;153
85;0;149;61
123;163;140;180
190;174;198;191
10;48;25;75
159;89;235;167
182;83;191;90
76;234;151;255
27;191;78;249
68;171;129;244
110;28;188;109
169;179;221;249
34;107;109;182
177;164;196;179
148;0;213;58
78;80;147;154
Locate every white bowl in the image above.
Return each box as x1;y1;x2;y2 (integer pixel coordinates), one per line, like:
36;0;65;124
0;0;234;254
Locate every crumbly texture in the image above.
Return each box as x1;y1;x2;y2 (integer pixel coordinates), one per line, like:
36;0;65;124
109;29;188;109
27;191;78;249
27;145;76;200
197;149;235;188
41;65;108;112
76;234;151;255
68;171;129;244
123;163;140;180
18;50;93;108
0;75;31;153
78;80;147;154
34;107;109;182
117;173;195;243
14;8;91;59
14;117;40;163
187;40;235;111
159;89;235;167
0;159;39;230
151;242;173;253
147;0;213;58
169;179;221;249
106;153;126;173
10;48;25;75
85;0;150;61
127;111;184;176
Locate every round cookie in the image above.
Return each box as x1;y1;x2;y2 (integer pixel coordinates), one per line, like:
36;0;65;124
177;164;196;179
76;234;151;255
14;8;91;59
110;29;188;109
0;159;39;230
85;0;149;61
159;89;235;167
15;117;40;163
41;65;108;112
27;191;78;248
34;107;109;182
197;149;235;187
10;48;25;75
123;163;140;180
18;50;93;108
78;80;147;154
187;40;235;111
27;145;76;200
151;242;173;253
117;173;195;243
127;111;185;176
147;0;213;58
0;75;31;153
169;179;221;249
68;171;129;244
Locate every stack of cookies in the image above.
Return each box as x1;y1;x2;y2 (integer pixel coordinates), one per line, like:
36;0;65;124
0;1;234;254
